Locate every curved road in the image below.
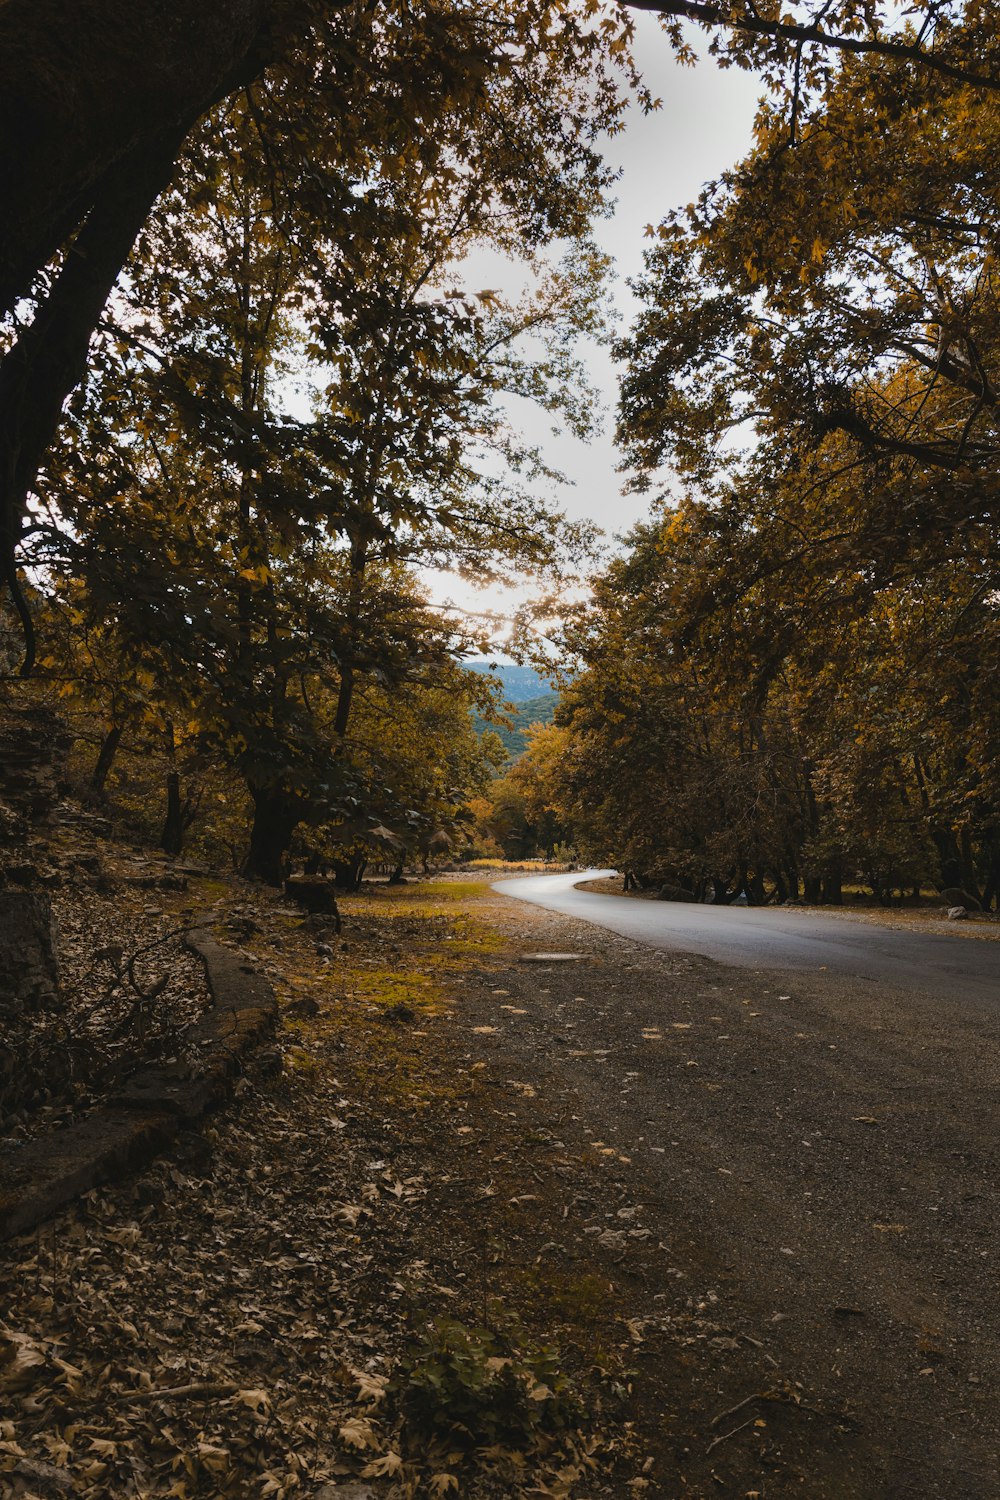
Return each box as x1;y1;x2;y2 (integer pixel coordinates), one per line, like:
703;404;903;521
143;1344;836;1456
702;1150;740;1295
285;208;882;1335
496;868;999;1004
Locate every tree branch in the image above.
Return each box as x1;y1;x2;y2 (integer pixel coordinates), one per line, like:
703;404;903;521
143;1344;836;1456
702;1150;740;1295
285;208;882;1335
623;0;1000;92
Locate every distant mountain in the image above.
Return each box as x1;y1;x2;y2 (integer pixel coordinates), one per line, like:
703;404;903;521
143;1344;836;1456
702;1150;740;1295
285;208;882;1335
465;662;560;759
464;659;555;704
472;691;559;758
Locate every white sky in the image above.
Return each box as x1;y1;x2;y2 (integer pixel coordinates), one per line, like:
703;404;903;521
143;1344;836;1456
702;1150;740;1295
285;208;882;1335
434;13;763;641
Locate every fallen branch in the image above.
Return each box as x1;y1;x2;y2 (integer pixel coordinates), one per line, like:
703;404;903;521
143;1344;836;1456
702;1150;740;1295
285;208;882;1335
705;1416;755;1454
710;1391;770;1428
123;1380;241;1403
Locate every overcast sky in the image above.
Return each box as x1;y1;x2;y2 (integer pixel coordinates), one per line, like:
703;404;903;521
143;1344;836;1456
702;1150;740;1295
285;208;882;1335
437;12;763;640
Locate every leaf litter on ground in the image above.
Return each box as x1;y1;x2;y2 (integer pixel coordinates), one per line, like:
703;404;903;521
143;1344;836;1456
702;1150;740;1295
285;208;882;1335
1;873;656;1498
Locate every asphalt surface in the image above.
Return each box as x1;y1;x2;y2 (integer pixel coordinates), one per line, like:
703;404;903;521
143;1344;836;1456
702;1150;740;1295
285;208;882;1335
467;875;1000;1496
497;869;1000;1006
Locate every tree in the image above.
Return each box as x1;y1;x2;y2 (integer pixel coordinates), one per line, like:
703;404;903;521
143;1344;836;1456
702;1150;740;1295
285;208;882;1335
26;28;617;880
546;467;1000;905
618;26;1000;532
626;0;1000;96
0;1;643;671
602;16;1000;903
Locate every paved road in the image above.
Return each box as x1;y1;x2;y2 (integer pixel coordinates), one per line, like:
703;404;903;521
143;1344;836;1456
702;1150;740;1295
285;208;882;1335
478;877;1000;1495
496;869;999;1005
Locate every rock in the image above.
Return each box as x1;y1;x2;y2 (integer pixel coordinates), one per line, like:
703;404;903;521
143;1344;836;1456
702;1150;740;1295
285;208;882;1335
381;1001;415;1024
0;890;59;1016
6;860;62;888
49;807;112;838
285;994;320;1019
227;915;262;939
315;1485;375;1500
71;851;104;874
302;913;338;934
252;1047;284;1077
0;800;28;845
940;886;981;912
947;905;969;920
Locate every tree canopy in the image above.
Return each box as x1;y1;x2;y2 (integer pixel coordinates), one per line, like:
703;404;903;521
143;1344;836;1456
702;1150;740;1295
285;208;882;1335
533;0;1000;910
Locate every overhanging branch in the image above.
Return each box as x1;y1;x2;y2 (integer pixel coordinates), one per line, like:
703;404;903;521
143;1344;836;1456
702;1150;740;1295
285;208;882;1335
623;0;1000;92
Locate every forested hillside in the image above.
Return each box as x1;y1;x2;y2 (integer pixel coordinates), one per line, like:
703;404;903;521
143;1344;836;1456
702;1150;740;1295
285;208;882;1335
471;694;560;758
465;662;555;704
466;663;560;758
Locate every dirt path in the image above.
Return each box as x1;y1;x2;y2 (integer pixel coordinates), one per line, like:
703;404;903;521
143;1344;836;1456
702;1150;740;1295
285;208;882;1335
4;872;999;1498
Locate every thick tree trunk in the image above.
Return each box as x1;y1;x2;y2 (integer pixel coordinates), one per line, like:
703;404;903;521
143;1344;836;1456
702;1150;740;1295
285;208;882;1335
333;853;367;891
244;785;300;886
0;6;276;671
931;828;964;890
90;722;123;796
822;857;843;905
160;770;185;857
0;127;190;670
0;0;271;315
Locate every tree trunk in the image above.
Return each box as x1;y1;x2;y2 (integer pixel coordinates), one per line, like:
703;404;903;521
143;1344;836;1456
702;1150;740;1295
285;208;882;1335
931;828;964;890
0;0;271;315
0;9;274;672
822;857;843;905
90;722;122;796
0;126;191;671
160;770;184;857
959;827;982;904
333;853;367;892
244;785;300;886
